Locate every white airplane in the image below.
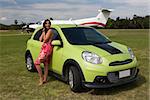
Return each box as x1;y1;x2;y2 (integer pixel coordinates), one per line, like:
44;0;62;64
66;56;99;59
22;8;113;32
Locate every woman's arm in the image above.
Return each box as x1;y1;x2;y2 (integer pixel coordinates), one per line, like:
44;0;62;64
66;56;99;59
39;28;46;42
43;29;52;43
39;32;44;42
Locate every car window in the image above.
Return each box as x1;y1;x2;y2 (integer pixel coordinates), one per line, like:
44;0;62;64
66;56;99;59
33;29;42;41
33;28;61;41
51;28;61;40
84;28;103;42
62;27;111;45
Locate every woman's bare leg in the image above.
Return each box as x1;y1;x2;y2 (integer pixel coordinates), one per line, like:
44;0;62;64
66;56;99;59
35;63;43;85
43;62;49;82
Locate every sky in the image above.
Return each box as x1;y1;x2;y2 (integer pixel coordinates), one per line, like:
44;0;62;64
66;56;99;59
0;0;149;25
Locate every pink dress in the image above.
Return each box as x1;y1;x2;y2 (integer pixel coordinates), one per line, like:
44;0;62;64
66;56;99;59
34;41;53;65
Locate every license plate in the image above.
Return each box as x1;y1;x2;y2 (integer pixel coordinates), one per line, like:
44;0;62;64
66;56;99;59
119;69;130;78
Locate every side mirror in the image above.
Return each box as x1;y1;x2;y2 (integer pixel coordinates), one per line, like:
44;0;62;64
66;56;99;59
51;40;61;46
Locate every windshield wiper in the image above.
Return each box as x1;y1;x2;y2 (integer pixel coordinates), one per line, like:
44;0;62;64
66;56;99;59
88;41;111;45
99;41;112;44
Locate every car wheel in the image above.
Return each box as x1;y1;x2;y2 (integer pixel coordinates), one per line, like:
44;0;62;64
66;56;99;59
68;66;83;92
25;53;36;72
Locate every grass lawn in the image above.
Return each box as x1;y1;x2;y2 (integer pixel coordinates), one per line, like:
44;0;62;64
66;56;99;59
0;29;149;100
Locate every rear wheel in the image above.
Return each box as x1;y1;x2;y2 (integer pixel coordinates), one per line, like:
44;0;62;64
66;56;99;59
68;66;83;92
25;53;36;72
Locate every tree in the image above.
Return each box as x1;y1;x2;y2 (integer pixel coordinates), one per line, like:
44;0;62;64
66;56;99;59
143;16;150;29
104;15;149;29
14;19;18;25
105;18;116;29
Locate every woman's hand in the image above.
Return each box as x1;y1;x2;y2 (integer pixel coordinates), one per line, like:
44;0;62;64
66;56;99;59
39;35;43;42
43;29;52;43
39;34;44;42
42;28;45;32
39;30;45;42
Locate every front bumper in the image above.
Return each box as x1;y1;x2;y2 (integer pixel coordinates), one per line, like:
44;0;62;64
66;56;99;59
83;68;139;88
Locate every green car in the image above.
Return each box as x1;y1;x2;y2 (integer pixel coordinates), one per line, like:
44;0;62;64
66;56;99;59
25;24;139;92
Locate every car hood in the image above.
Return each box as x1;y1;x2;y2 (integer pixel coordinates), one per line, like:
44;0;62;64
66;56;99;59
73;42;128;57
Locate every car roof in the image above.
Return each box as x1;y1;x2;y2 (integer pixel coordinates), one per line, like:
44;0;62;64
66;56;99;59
35;24;87;30
55;24;78;28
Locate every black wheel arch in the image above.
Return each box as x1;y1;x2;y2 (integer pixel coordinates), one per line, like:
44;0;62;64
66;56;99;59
25;50;36;72
25;50;34;64
62;59;85;82
25;50;31;61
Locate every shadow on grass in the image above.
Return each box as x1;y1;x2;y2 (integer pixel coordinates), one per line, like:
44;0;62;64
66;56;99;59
47;70;66;83
90;74;146;95
46;76;57;83
41;69;146;94
35;69;58;83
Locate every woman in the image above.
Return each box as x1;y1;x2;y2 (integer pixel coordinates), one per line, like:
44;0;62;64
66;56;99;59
34;19;53;85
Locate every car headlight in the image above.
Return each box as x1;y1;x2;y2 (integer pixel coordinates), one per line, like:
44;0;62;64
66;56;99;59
128;48;135;59
82;51;103;64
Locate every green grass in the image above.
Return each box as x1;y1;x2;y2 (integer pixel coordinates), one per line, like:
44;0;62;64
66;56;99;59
0;29;149;100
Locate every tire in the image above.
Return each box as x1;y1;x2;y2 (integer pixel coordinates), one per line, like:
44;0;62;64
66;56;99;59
68;66;83;92
25;53;36;72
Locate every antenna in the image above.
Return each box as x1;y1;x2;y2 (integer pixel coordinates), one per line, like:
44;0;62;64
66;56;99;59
69;18;78;27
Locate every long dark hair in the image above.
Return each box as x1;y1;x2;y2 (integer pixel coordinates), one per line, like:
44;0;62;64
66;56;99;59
43;19;51;33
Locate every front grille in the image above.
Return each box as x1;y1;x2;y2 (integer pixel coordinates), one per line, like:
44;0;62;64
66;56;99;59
93;68;138;86
109;59;132;66
107;68;137;83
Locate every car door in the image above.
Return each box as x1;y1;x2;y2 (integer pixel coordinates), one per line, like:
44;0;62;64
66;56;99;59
50;28;64;75
29;29;43;61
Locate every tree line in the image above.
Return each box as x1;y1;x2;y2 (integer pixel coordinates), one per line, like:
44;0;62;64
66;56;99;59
105;15;149;29
0;20;25;30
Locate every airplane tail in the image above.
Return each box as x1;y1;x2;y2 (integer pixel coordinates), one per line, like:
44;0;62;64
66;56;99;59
96;8;113;26
75;8;113;27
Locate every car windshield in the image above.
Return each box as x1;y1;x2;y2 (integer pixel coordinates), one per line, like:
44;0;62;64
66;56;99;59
61;27;111;45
